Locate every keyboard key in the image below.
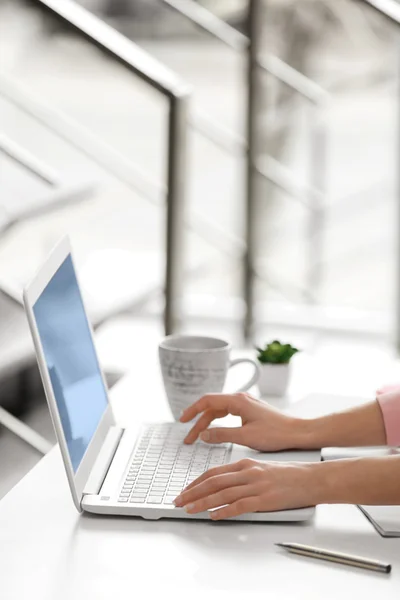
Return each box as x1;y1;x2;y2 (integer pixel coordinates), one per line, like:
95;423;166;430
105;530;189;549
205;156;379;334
164;496;177;505
130;498;145;503
118;498;129;503
147;497;163;504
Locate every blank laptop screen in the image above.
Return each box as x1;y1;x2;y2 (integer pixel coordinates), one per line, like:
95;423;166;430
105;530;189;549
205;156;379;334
33;254;108;472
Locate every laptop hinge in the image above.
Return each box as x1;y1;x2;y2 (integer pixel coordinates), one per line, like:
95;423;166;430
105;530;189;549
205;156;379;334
82;426;124;497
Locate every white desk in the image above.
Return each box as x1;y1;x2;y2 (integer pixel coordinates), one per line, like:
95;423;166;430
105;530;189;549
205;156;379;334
1;362;400;599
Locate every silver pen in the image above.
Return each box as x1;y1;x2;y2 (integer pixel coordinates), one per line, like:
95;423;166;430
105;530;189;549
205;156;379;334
276;542;392;574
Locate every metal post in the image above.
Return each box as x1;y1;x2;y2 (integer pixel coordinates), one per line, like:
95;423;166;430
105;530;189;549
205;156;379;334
244;0;264;341
307;103;328;304
164;93;189;335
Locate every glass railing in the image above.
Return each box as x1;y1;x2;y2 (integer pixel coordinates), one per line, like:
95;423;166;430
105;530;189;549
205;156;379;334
2;0;399;352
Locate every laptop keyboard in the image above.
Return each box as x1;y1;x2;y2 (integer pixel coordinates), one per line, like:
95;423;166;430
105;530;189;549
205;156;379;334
118;424;231;505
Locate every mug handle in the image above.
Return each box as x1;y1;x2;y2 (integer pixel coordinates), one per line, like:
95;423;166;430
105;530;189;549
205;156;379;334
228;358;260;393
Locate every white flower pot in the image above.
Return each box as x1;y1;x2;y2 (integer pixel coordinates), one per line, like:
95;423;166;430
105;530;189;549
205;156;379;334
258;363;291;397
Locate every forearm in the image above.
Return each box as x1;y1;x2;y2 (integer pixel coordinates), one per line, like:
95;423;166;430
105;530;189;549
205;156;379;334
309;456;400;506
296;400;387;449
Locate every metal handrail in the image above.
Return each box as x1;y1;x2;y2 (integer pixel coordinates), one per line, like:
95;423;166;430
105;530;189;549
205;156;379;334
33;0;187;97
28;0;190;334
257;54;329;106
0;133;59;186
160;0;247;51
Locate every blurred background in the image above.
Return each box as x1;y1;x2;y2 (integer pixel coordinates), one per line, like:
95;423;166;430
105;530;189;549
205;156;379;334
1;0;399;496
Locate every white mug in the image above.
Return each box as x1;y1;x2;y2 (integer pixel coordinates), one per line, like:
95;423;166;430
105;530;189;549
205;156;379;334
159;335;260;420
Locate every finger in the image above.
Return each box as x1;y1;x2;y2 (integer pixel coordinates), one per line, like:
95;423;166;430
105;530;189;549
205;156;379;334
184;409;227;444
180;393;243;424
184;484;257;514
210;497;260;520
180;460;248;493
200;426;244;445
174;471;250;507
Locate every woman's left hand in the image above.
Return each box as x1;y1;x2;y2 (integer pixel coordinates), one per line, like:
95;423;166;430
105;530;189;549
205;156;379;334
173;458;319;520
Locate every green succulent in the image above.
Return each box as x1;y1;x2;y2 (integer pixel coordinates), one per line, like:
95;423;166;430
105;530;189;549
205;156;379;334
256;340;300;365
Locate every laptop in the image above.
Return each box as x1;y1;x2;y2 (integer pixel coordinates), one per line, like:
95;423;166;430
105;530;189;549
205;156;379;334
23;237;320;521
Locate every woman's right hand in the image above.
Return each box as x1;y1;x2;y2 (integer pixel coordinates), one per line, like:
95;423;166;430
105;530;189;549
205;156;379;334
180;392;311;452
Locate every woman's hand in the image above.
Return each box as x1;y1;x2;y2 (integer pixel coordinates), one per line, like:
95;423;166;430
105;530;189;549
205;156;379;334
173;458;318;519
180;392;310;451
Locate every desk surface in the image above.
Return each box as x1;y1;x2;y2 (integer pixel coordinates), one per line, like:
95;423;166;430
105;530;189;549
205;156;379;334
1;360;400;599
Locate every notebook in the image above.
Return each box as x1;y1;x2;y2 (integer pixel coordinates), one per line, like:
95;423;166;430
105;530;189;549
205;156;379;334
358;505;400;538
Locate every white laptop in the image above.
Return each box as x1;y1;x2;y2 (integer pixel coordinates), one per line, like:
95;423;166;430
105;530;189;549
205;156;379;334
23;237;320;521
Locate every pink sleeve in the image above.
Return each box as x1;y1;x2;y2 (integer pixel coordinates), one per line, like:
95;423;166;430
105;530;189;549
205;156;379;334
377;388;400;447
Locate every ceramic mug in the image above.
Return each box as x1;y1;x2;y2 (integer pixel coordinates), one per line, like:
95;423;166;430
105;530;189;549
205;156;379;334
159;335;260;420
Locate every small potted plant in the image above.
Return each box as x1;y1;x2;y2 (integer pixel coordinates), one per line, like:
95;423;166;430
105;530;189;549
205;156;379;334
256;340;300;397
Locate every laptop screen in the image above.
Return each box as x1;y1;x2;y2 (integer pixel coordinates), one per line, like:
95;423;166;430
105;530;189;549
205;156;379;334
33;254;108;472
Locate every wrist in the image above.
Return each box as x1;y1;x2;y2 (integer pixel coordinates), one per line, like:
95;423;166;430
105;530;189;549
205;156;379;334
304;456;400;506
291;417;321;449
306;459;363;505
304;460;342;505
293;400;388;450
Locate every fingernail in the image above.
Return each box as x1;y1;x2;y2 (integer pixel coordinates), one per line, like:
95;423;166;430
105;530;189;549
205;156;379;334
173;496;182;506
184;504;196;513
200;431;210;442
